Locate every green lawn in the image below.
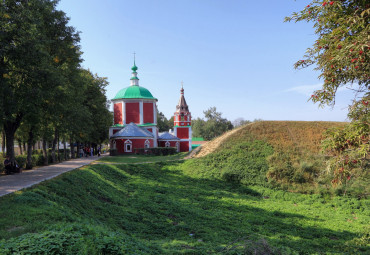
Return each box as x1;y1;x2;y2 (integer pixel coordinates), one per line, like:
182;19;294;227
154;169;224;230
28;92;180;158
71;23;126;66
97;152;188;164
0;161;368;254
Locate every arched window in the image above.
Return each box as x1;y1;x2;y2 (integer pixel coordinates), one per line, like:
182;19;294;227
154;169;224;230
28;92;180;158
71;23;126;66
165;141;170;147
124;140;132;152
112;140;116;149
144;139;150;149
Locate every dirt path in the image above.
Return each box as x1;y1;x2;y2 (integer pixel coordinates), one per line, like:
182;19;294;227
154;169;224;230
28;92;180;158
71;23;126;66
191;125;249;158
0;155;106;197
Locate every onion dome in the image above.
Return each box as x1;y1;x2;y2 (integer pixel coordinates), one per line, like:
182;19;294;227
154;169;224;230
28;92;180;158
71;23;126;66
113;86;157;100
113;60;157;100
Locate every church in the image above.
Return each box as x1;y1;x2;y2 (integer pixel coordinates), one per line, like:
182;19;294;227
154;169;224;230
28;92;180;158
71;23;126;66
109;61;192;154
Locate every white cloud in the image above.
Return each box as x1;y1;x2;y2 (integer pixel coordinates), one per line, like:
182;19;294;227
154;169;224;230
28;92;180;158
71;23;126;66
286;83;358;96
285;84;322;96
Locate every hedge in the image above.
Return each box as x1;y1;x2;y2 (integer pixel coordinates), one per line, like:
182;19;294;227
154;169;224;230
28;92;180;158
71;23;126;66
0;149;71;173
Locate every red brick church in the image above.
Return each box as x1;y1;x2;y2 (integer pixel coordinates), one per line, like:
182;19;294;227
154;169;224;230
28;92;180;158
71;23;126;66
109;62;192;154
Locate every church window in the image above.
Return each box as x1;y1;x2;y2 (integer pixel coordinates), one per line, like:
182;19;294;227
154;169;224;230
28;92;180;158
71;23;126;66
144;139;150;149
176;142;180;152
124;140;132;152
165;141;170;147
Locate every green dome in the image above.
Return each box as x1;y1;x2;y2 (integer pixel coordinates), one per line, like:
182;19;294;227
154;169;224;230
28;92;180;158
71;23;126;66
113;86;157;100
131;64;138;72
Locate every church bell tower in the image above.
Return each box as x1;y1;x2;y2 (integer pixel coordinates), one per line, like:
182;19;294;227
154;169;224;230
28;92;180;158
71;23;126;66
173;84;192;152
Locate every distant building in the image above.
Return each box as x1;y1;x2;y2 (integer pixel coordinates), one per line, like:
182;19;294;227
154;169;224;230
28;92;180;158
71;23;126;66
109;62;192;154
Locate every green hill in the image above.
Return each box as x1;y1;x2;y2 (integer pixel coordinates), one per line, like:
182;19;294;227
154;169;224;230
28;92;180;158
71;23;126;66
0;160;369;254
185;121;368;196
0;121;369;254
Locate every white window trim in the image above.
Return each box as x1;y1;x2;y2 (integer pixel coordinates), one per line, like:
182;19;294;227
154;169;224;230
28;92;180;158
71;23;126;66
144;139;150;148
165;141;170;148
124;139;132;152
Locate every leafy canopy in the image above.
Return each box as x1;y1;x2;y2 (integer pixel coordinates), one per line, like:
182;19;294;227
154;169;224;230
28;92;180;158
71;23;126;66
285;0;369;184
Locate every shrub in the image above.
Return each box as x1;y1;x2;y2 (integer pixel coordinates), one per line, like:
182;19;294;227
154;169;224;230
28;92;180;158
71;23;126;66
15;155;27;169
134;147;177;156
0;223;155;255
109;149;117;156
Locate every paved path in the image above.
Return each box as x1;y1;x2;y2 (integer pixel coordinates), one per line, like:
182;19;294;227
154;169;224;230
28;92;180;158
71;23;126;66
0;155;106;197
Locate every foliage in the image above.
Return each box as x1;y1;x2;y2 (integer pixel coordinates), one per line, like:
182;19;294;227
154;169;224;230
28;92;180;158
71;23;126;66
134;147;177;156
0;149;71;173
192;107;233;140
191;121;368;195
183;140;273;186
0;223;154;255
0;1;112;167
232;117;252;128
285;0;369;185
98;153;187;164
0;161;368;254
157;111;173;132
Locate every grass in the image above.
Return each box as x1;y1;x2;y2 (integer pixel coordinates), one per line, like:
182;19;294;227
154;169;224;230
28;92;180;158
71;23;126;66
0;159;369;254
96;152;188;164
192;121;370;196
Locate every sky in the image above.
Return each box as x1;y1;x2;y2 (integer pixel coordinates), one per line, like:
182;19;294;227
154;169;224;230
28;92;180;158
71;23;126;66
57;0;354;122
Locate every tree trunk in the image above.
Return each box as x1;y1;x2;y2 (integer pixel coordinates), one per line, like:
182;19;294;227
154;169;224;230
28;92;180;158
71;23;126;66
18;139;23;155
63;139;67;160
4;115;22;162
2;130;5;156
26;128;34;169
4;128;15;161
42;138;48;166
57;131;60;162
51;129;57;163
22;142;26;155
70;138;75;159
76;142;80;158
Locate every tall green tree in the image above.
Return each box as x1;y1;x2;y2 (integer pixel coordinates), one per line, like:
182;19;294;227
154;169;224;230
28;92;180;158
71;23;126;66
157;111;173;132
0;0;81;163
285;0;369;184
192;107;233;140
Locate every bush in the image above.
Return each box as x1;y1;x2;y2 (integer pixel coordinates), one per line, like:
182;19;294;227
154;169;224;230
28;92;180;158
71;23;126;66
32;154;45;166
15;155;27;169
109;148;117;156
134;147;177;156
0;223;155;255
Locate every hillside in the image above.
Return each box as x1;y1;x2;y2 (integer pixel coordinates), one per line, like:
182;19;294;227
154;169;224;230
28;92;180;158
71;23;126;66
183;121;369;196
0;159;368;254
193;121;346;158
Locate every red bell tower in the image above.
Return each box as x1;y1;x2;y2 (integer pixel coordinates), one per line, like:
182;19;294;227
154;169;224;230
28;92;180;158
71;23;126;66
174;84;192;152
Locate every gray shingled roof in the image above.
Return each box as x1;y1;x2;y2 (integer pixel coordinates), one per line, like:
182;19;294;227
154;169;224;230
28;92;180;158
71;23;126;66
158;132;180;140
111;123;154;139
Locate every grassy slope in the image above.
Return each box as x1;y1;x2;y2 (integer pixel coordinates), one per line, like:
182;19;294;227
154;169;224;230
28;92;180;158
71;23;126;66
0;161;369;254
184;121;369;195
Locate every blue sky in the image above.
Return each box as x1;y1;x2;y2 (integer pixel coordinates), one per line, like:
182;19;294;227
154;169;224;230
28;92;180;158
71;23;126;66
57;0;353;122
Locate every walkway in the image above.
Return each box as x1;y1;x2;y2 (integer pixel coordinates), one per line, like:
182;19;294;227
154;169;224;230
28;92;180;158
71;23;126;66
0;155;106;197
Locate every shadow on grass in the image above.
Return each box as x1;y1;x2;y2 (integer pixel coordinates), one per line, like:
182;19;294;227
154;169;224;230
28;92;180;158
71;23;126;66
0;161;366;254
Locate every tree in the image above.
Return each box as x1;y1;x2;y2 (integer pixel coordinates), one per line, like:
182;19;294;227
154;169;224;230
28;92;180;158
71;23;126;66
192;107;233;140
285;0;369;184
233;118;251;128
156;111;174;132
0;0;81;163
